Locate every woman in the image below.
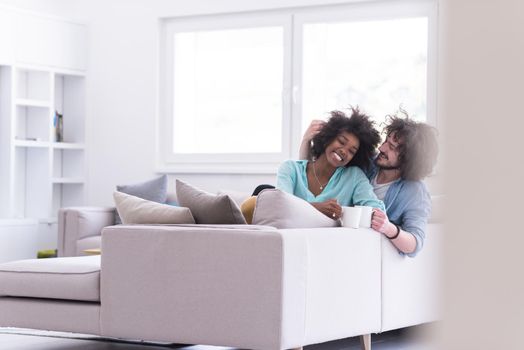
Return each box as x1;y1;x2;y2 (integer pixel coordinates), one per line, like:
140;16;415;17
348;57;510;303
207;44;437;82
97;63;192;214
277;107;384;219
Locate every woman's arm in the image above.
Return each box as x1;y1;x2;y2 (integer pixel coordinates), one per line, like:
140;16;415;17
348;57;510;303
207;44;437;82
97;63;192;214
350;169;385;211
311;199;342;220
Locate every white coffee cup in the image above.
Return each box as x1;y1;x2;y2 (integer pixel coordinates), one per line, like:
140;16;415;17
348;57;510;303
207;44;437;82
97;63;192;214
355;205;373;228
341;206;362;228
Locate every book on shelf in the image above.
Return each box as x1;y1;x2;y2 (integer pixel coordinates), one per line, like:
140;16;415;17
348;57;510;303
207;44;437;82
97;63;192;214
54;111;63;142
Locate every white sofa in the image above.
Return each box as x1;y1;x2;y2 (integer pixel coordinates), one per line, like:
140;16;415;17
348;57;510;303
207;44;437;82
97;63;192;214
0;219;441;349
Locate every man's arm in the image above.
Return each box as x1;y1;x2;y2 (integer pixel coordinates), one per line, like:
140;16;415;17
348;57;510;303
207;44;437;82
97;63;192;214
371;209;417;254
298;120;325;160
371;182;431;256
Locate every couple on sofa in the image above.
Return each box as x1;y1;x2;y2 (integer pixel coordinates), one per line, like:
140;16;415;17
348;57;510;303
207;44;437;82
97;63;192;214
276;107;438;257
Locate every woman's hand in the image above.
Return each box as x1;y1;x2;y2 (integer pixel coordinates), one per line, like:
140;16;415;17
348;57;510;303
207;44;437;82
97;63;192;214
311;199;342;220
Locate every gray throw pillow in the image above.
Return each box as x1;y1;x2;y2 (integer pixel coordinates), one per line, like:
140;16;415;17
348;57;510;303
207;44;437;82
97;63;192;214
176;179;247;225
252;189;340;229
114;174;168;224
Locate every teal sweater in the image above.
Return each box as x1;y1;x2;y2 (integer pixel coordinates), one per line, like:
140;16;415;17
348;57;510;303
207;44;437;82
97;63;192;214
276;160;385;210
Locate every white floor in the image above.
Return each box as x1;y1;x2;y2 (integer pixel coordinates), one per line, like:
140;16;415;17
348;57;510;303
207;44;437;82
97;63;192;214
0;325;437;350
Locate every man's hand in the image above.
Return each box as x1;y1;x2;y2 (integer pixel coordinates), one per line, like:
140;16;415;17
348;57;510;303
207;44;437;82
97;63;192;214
302;120;326;143
311;199;342;220
371;208;397;238
299;120;327;160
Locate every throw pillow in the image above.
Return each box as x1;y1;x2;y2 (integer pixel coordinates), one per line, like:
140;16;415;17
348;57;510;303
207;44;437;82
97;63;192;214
240;196;257;224
176;179;247;225
252;189;340;229
113;191;195;225
216;189;251;207
114;174;168;224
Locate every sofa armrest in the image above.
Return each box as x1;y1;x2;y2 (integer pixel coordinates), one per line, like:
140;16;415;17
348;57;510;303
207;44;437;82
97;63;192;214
58;207;116;257
380;223;443;331
100;225;382;349
279;227;382;345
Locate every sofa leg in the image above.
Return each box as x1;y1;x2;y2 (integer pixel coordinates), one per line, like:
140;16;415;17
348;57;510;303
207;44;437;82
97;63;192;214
359;334;371;350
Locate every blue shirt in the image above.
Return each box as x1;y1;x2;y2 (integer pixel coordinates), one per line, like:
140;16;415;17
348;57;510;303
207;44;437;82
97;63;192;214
367;162;432;257
276;160;385;210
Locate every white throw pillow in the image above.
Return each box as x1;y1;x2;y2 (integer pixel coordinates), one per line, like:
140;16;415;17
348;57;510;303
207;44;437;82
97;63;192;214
113;191;195;225
114;174;168;224
252;189;340;229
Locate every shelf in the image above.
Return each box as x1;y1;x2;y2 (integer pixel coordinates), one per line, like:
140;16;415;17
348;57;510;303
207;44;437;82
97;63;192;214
14;140;49;148
52;177;84;184
15;98;51;108
38;217;58;225
0;218;39;226
14;141;85;149
51;142;85;150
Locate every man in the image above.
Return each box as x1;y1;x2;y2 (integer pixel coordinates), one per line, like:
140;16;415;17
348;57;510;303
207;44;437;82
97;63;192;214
300;112;439;257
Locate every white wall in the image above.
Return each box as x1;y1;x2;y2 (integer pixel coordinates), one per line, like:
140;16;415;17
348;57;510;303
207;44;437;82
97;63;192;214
0;0;80;18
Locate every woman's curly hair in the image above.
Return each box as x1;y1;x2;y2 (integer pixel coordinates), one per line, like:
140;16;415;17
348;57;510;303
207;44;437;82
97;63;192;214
311;107;381;171
383;112;439;181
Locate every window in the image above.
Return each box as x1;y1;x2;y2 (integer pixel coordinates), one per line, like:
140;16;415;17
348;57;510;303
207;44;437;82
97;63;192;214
301;17;428;131
158;0;437;173
173;27;284;154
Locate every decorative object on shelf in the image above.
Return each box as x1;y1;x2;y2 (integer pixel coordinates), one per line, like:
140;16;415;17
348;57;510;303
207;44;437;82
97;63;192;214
37;249;57;259
54;111;63;142
15;136;42;141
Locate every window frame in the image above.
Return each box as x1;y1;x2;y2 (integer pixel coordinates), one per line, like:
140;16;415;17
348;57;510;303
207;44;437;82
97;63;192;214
157;0;438;174
158;12;293;174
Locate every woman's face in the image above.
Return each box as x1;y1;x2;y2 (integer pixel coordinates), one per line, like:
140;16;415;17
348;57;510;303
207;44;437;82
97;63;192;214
324;131;360;168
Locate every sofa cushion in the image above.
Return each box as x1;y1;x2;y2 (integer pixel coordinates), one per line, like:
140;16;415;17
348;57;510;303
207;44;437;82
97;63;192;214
113;191;195;225
114;174;168;224
77;235;102;256
176;179;247;224
0;256;100;302
252;189;340;229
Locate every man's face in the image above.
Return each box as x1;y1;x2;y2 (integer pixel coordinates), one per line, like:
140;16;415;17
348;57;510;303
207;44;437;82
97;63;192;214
375;132;401;170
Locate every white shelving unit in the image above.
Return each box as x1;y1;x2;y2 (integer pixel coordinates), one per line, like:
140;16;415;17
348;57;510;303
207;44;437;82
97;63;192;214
0;6;88;259
8;66;87;220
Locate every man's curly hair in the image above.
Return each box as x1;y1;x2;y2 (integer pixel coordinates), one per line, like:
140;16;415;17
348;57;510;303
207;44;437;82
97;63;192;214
382;112;439;181
311;107;381;171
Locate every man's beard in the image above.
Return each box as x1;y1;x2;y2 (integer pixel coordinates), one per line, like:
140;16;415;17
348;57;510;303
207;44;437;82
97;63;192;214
374;157;400;171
